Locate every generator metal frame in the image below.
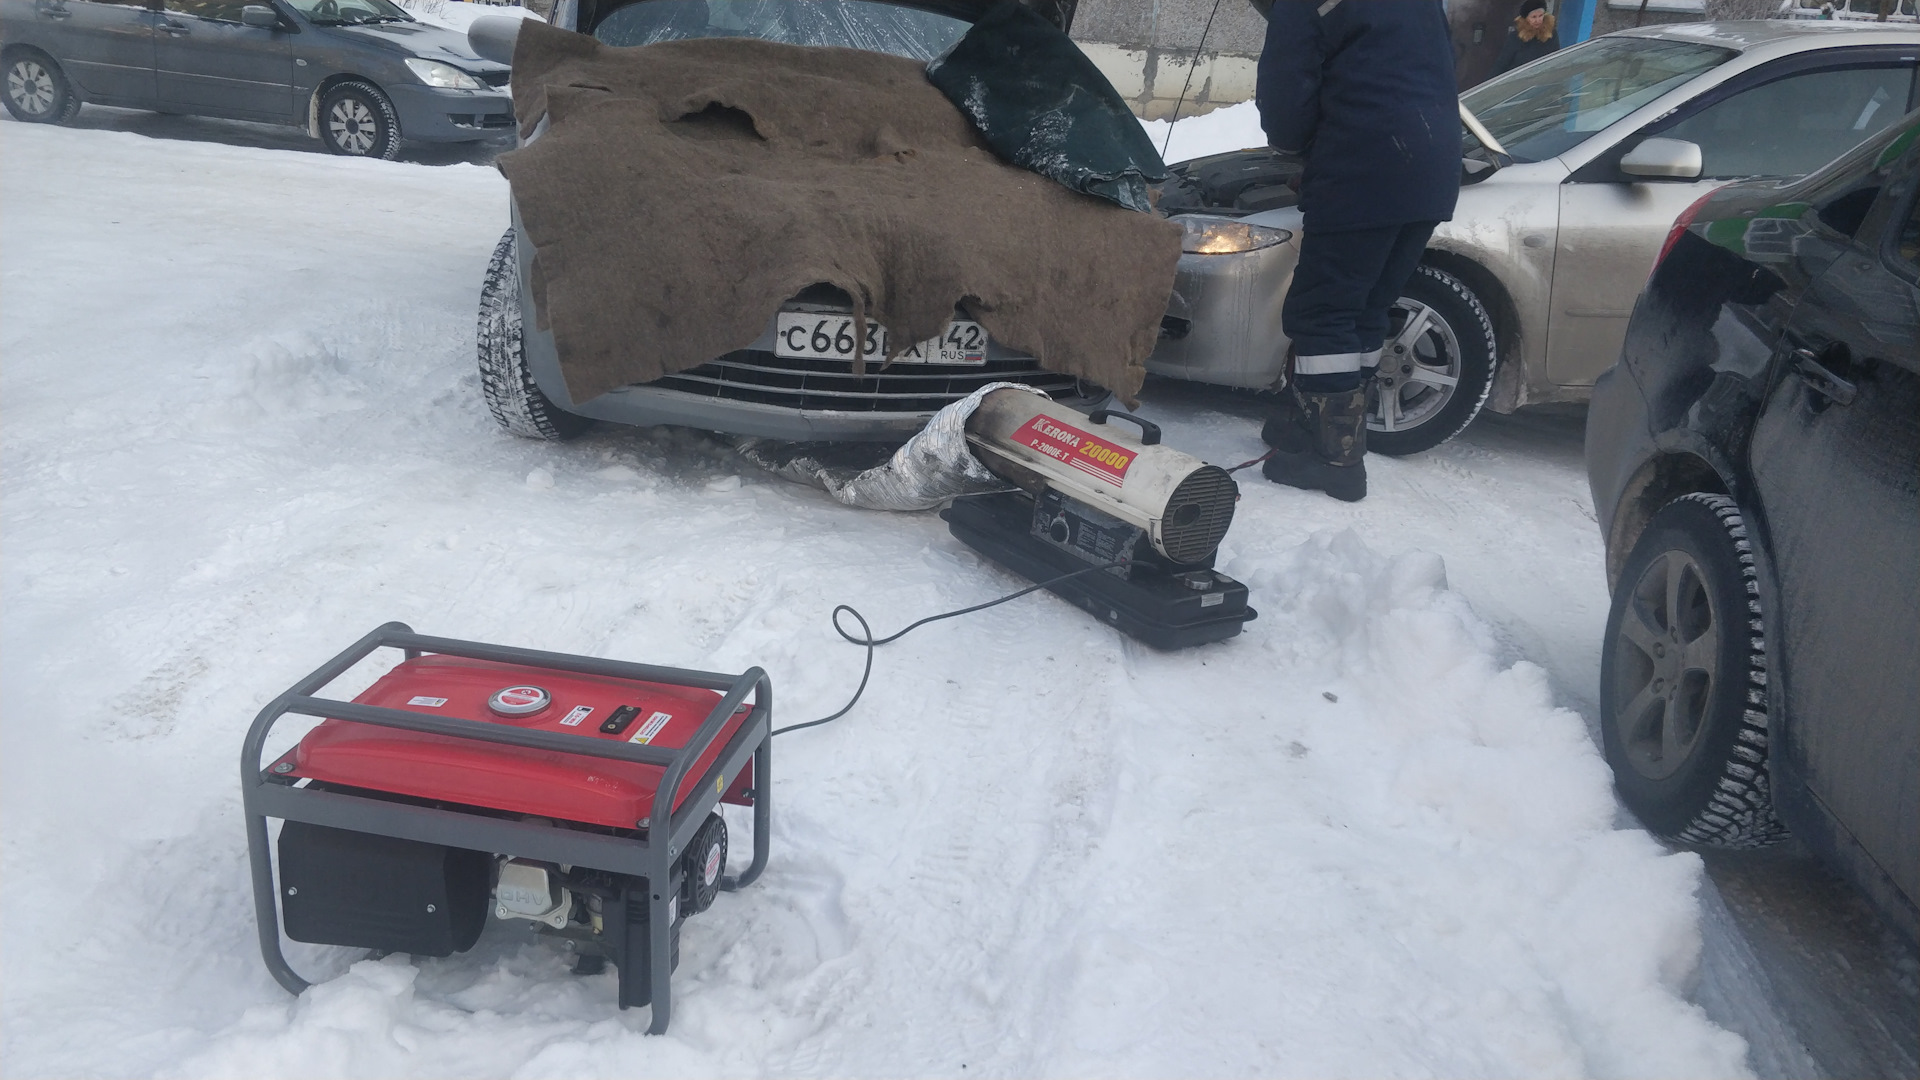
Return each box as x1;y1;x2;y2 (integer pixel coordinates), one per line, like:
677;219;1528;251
240;621;772;1034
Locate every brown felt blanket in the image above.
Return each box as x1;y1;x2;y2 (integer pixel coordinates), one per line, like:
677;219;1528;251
497;20;1181;406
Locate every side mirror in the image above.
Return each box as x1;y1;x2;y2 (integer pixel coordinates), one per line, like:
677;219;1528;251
1620;137;1703;180
240;4;279;27
468;14;522;65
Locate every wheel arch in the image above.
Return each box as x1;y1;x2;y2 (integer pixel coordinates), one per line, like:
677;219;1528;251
305;73;389;139
1605;450;1730;590
1420;248;1520;411
1;43;74;91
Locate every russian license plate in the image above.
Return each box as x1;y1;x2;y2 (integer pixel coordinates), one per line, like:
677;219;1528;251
774;312;989;365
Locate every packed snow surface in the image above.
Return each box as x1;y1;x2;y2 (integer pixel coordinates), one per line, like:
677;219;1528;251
392;0;544;32
1;121;1751;1078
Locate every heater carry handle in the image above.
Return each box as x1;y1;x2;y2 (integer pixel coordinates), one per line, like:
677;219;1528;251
1086;408;1161;446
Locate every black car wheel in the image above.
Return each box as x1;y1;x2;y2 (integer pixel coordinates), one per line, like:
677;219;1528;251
319;81;400;160
477;229;591;440
1601;493;1785;847
1367;265;1497;457
4;51;80;124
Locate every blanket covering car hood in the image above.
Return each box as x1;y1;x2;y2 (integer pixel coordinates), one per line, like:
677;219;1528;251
498;20;1181;405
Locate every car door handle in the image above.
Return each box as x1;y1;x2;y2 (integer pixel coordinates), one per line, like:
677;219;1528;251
159;20;190;34
1792;349;1857;407
37;6;72;17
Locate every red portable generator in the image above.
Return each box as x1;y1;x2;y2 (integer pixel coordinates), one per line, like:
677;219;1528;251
241;623;771;1034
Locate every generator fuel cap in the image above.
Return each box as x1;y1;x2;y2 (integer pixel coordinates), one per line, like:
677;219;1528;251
488;684;551;717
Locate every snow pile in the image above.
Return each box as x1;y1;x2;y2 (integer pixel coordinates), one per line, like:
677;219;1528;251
394;0;543;33
1;122;1748;1078
1139;98;1266;165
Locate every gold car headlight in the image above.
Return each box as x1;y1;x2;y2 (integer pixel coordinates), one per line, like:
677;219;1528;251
1176;215;1292;255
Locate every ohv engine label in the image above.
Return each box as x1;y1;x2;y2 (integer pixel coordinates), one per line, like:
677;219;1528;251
1012;416;1135;486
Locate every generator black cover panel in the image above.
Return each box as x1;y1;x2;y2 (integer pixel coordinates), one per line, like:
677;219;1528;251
278;821;491;957
926;0;1166;213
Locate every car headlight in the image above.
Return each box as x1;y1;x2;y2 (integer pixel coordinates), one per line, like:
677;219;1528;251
1176;215;1292;255
405;58;486;90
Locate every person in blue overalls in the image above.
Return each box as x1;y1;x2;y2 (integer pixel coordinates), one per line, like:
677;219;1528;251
1255;0;1461;502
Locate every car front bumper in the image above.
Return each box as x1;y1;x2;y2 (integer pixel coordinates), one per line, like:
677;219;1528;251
1144;233;1300;391
387;83;516;142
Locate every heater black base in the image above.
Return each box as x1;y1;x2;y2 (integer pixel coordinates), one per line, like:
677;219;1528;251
942;492;1256;649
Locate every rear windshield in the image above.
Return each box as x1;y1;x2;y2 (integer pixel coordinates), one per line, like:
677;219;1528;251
593;0;969;60
1462;36;1737;163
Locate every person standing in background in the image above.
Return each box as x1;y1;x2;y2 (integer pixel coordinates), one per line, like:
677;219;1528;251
1492;0;1560;75
1254;0;1461;502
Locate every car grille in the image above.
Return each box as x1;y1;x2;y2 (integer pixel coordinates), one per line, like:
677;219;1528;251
477;71;512;88
654;351;1093;413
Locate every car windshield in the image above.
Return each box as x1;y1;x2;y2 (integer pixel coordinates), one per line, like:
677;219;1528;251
592;0;969;60
286;0;412;24
1461;36;1736;163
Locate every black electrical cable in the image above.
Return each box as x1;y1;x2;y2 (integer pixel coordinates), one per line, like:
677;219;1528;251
769;558;1132;737
1159;0;1227;160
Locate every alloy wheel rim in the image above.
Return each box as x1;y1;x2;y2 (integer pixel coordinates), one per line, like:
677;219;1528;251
1612;548;1720;781
8;61;55;116
1372;298;1462;434
328;99;377;153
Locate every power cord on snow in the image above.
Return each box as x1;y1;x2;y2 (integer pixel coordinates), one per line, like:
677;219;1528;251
769;558;1132;737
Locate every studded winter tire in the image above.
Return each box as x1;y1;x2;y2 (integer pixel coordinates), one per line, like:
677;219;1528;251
4;51;80;124
1601;493;1785;847
477;229;590;440
319;80;400;160
1367;265;1497;457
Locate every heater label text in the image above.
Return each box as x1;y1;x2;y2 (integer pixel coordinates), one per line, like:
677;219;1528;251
1013;416;1135;486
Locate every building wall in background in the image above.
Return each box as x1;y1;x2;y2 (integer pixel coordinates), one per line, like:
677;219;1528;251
1069;0;1266;118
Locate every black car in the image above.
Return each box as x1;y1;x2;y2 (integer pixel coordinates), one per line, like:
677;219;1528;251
1586;111;1918;940
1;0;513;157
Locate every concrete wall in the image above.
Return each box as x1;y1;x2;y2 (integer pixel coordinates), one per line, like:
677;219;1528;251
1069;0;1267;118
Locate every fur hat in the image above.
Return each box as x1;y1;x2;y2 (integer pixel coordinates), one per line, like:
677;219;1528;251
1518;0;1548;16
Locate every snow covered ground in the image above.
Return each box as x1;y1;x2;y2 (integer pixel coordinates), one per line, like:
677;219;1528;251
1;120;1755;1077
392;0;544;33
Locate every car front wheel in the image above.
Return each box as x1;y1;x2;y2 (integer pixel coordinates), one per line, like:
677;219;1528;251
319;81;401;160
1367;265;1496;456
1600;492;1785;847
4;51;80;124
477;229;590;440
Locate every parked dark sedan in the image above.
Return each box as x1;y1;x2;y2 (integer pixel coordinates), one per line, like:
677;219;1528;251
1;0;513;157
1586;111;1918;941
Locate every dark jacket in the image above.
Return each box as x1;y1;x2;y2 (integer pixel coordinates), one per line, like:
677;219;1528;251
1492;13;1561;75
1255;0;1460;233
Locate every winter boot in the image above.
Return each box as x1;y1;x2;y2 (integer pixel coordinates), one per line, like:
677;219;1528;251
1260;389;1312;452
1261;386;1368;502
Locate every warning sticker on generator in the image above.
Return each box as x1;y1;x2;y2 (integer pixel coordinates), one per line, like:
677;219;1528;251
629;711;674;745
559;705;594;727
1011;416;1135;487
406;695;448;707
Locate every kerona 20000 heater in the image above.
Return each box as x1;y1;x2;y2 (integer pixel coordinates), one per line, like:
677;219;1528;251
943;388;1256;648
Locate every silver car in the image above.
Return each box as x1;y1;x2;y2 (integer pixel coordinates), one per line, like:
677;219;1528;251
1149;20;1920;454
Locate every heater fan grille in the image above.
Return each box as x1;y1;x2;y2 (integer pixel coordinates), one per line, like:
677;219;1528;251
1160;466;1237;563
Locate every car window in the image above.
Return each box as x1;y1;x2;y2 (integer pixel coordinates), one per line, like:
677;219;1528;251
1658;65;1916;180
1889;184;1920;281
282;0;409;24
1459;36;1736;163
592;0;968;60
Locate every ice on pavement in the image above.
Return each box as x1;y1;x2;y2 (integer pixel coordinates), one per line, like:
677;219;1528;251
0;122;1751;1077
